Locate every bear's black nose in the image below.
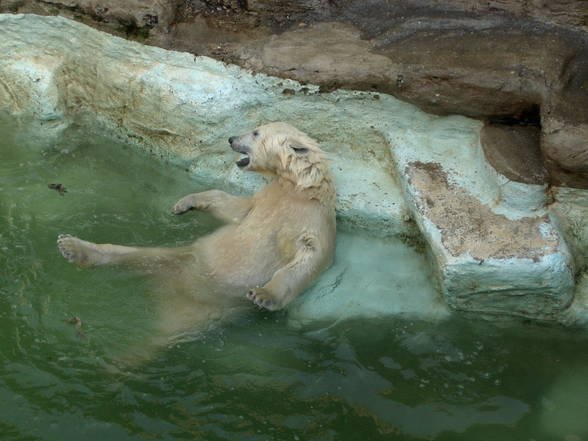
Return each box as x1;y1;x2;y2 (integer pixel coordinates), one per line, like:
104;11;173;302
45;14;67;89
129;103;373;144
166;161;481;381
228;136;236;144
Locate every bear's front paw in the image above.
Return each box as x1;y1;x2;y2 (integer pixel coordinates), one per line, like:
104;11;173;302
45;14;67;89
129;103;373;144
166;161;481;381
172;194;211;215
171;197;194;215
247;287;281;311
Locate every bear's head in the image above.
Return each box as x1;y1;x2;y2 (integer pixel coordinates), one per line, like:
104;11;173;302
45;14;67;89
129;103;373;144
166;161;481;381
229;122;334;204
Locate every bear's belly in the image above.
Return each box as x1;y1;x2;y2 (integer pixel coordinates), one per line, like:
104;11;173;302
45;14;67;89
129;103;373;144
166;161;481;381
196;224;288;294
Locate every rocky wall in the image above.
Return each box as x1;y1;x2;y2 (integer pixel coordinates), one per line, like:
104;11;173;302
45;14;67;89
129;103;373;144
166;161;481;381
4;0;587;189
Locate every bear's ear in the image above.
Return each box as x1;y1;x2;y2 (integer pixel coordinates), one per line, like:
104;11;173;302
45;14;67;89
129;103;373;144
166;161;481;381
289;142;309;154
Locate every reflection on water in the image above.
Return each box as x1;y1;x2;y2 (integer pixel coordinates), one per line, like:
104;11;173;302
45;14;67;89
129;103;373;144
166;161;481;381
1;117;588;441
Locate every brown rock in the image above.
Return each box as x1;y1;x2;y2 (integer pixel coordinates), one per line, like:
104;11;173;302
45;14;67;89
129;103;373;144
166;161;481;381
253;22;397;92
2;0;181;30
407;161;557;261
542;117;588;188
378;32;574;118
542;75;588;188
481;123;547;185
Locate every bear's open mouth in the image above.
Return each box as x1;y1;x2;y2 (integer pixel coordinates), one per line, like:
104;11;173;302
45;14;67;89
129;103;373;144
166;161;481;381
236;155;250;168
230;139;251;168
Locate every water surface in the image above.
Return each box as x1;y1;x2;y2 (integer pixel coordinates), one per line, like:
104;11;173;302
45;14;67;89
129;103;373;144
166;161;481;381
1;117;587;441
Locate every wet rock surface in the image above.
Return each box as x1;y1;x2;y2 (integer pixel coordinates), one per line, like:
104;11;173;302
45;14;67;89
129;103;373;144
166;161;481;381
2;0;587;189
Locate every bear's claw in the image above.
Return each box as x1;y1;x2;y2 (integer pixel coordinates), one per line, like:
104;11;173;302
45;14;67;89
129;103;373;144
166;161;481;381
247;288;280;311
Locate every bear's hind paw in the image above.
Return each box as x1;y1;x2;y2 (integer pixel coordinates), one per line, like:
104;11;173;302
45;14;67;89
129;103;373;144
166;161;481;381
57;234;100;267
247;288;280;311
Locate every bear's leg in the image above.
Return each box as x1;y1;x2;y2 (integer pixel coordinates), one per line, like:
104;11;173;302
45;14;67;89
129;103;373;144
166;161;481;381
113;283;248;366
57;234;193;270
113;296;216;366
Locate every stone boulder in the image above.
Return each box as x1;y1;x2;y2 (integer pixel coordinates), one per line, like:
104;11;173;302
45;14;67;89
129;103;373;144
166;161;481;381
480;124;547;185
388;115;574;320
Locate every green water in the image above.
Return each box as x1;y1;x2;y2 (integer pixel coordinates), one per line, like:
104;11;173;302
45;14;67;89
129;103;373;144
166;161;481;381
1;118;588;441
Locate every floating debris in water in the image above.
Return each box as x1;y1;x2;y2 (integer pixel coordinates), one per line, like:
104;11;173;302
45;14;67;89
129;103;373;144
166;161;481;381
66;316;87;339
48;183;67;196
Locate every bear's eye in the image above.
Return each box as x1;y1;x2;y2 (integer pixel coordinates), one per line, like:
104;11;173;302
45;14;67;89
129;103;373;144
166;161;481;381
253;130;259;137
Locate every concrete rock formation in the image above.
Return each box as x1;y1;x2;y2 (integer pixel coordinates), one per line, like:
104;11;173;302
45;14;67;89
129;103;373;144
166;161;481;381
0;13;587;325
2;0;587;188
391;121;574;320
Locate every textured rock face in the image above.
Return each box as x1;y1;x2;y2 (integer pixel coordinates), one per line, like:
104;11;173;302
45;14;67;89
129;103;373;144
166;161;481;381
3;0;588;188
167;2;588;191
480;124;547;185
1;0;180;30
229;24;588;189
550;188;588;326
0;14;585;324
388;114;574;320
406;161;571;317
542;92;588;188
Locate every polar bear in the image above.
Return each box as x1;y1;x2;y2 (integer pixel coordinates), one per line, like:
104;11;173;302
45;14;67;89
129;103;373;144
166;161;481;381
57;122;336;341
